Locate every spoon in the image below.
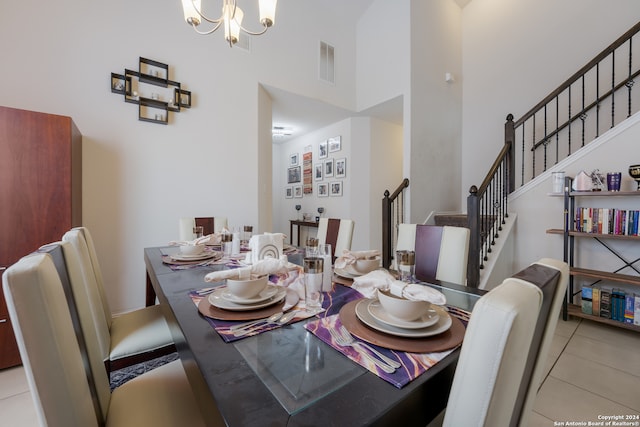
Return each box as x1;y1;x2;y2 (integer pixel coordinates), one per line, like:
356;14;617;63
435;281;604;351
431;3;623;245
229;312;283;332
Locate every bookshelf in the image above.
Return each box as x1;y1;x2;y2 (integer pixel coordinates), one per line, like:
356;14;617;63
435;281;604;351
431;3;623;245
546;180;640;332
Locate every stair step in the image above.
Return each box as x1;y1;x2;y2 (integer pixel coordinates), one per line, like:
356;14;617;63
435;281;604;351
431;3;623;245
434;214;468;227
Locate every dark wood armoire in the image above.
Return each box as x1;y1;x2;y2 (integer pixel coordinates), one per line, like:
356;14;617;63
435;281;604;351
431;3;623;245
0;106;82;368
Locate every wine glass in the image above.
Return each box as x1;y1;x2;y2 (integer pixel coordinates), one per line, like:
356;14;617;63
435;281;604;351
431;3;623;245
295;204;302;220
317;207;324;216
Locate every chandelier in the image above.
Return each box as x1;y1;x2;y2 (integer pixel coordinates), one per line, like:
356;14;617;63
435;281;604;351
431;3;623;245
181;0;277;47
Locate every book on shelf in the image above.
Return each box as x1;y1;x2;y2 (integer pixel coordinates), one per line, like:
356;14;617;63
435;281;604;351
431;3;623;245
592;287;600;317
634;294;640;326
581;286;593;315
612;289;625;322
625;294;635;324
600;288;611;319
574;207;640;236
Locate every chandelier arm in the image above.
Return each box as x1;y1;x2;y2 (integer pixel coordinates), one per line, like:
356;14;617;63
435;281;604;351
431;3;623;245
190;0;224;25
238;24;269;36
190;20;224;35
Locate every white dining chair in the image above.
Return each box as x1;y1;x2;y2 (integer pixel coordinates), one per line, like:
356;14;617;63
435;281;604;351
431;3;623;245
179;216;228;241
317;217;354;259
442;258;568;427
62;227;175;372
3;252;219;427
395;224;470;285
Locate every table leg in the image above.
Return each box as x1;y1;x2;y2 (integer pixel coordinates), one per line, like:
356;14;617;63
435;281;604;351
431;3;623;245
290;222;294;245
146;271;156;306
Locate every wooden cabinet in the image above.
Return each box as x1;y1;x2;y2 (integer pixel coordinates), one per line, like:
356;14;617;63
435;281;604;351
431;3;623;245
546;183;640;332
0;106;82;368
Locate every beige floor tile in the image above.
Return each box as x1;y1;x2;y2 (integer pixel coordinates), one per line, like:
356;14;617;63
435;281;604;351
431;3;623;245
534;376;638;422
550;353;640;411
575;320;640;348
554;316;581;338
0;391;38;427
527;410;554;427
541;333;571;380
564;333;640;377
0;366;29;400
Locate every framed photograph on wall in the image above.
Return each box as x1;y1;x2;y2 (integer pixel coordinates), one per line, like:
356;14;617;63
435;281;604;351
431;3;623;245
330;181;343;197
294;185;303;198
335;158;346;178
328;136;342;153
287;166;301;183
318;140;328;159
324;158;334;178
289;153;299;167
314;163;323;181
285;187;293;199
317;183;328;197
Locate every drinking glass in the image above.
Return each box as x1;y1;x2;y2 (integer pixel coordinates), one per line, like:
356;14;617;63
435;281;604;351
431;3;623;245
193;226;204;239
306;237;319;256
303;257;324;311
318;244;333;292
396;250;416;283
221;231;233;257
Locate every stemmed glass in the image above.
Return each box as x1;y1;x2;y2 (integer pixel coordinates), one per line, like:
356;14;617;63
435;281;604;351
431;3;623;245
295;204;302;220
317;207;324;217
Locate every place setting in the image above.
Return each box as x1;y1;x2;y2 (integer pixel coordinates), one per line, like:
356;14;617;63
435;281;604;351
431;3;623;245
332;249;382;282
161;241;223;267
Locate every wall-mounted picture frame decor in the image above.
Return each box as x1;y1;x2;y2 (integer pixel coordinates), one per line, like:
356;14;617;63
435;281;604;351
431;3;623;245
317;183;329;197
303;152;313;194
288;166;301;183
294;185;303;198
330;181;343;197
324;158;334;177
335;158;346;178
290;153;299;166
285;187;293;199
314;163;323;181
318;140;328;159
328;136;342;153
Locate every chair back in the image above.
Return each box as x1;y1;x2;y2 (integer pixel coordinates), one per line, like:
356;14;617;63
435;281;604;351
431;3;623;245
179;217;228;241
62;229;113;362
317;218;354;259
443;276;543;427
2;253;102;426
396;224;470;285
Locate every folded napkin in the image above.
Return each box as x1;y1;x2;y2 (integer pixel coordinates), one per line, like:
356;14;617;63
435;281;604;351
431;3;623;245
248;233;285;264
352;270;446;305
204;256;290;283
169;233;218;247
334;249;381;269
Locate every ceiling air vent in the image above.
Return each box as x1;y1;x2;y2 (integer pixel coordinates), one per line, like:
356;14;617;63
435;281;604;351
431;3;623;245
319;41;335;84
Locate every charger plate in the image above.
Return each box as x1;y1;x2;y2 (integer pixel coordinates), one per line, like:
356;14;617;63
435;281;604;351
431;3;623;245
198;293;286;321
339;300;465;353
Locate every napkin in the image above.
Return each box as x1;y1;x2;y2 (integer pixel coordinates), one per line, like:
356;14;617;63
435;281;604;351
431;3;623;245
248;233;285;265
334;249;381;269
169;233;218;247
204;256;290;283
352;270;446;305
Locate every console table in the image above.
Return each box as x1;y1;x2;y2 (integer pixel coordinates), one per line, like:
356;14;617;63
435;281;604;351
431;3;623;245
289;220;319;246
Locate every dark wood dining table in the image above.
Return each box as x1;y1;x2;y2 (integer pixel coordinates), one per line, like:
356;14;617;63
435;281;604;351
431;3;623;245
144;246;484;427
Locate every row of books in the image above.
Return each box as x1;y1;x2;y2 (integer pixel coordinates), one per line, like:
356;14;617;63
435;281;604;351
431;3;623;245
581;286;640;325
574;208;640;235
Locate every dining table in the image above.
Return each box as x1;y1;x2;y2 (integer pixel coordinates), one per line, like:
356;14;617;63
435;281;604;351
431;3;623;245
144;245;484;427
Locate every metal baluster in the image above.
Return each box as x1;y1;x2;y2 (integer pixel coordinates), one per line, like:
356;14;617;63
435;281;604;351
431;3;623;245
568;85;572;154
532;114;536;180
555;95;560;163
627;37;633;117
521;121;525;187
611;49;615;128
596;62;600;137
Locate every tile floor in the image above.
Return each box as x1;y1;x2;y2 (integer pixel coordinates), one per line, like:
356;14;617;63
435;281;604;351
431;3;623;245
0;318;638;426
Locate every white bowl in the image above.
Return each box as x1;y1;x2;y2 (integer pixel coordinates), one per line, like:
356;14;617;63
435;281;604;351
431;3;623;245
226;275;269;299
352;257;380;275
377;289;431;322
179;244;205;256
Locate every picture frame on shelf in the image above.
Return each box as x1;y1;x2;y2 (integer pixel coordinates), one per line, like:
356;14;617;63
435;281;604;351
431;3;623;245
324;158;334;177
294;185;303;198
328;136;342;153
335;158;346;178
287;166;301;183
290;153;299;167
330;181;343;197
318;140;328;159
314;163;323;181
317;183;328;197
285;186;293;199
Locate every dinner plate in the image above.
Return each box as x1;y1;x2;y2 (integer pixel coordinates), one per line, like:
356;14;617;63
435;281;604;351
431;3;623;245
333;267;360;279
170;251;219;261
208;286;286;311
355;299;451;338
221;284;280;305
367;300;439;329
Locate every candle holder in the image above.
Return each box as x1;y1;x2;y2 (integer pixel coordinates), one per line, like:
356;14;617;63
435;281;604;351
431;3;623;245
295;204;302;220
316;207;324;223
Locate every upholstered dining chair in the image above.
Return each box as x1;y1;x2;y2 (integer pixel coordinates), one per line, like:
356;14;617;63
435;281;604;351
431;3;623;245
62;227;175;372
179;216;228;241
317;218;354;259
3;252;221;427
442;258;568;427
395;224;470;285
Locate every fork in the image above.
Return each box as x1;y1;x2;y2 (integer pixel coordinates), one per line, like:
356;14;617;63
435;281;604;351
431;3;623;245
328;327;396;374
338;325;402;369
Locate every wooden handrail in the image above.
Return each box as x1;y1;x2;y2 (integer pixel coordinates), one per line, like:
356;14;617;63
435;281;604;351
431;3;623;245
382;178;410;268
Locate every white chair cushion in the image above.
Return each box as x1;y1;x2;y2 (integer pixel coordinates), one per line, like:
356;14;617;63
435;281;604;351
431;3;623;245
443;278;542;427
435;226;470;285
107;360;209;427
110;305;174;360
